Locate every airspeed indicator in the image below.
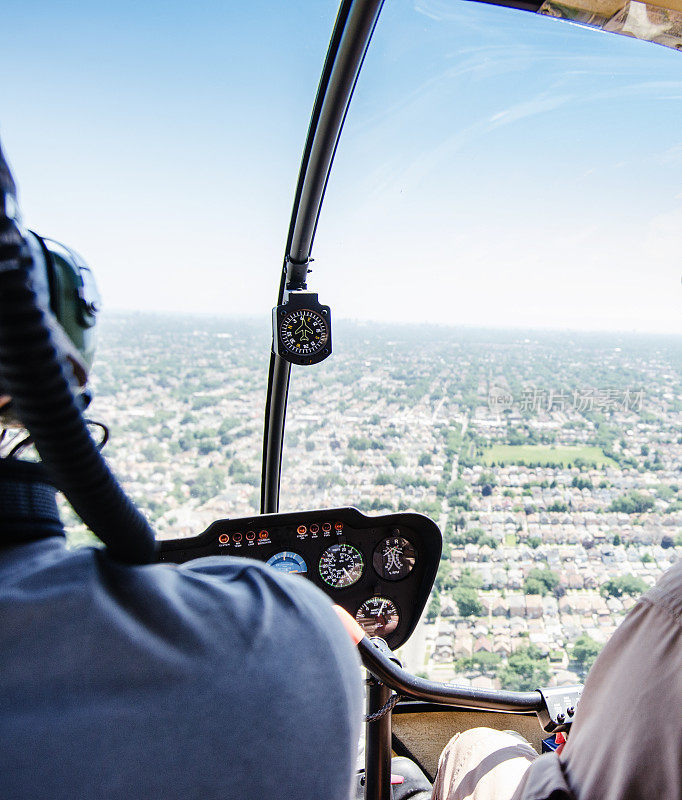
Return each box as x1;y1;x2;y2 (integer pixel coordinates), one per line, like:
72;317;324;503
319;543;364;588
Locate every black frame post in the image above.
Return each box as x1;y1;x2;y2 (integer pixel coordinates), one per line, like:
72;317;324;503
260;0;385;514
365;676;393;800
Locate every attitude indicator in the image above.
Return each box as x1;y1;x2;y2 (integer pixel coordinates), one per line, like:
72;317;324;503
266;552;308;576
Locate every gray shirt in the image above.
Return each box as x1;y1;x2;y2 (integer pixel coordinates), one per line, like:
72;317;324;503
0;536;363;799
515;556;682;800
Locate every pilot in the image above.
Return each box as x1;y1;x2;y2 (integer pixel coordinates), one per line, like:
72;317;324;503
430;551;682;798
0;140;363;800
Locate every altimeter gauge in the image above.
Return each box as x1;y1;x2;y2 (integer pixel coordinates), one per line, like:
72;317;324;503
355;597;400;638
273;291;331;366
373;536;416;581
319;543;364;588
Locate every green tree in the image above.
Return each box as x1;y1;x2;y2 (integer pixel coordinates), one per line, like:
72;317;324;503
523;568;560;596
343;451;358;466
188;467;225;503
453;586;483;618
434;561;456;593
456;651;501;673
348;435;372;451
600;574;648;598
459;567;483;589
426;593;441;622
387;451;405;469
497;645;550;691
609;491;655;514
571;635;602;674
142;442;164;461
523;578;546;595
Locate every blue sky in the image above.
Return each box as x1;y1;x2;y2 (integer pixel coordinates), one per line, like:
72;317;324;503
2;0;681;332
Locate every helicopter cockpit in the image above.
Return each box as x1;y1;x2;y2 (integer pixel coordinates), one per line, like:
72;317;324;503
1;0;681;798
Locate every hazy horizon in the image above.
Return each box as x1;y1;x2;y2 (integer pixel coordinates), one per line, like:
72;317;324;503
101;307;682;340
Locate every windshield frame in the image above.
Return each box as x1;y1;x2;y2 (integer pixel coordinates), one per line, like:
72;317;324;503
260;0;384;513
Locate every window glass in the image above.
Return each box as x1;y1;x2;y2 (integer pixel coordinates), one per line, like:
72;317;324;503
0;1;339;534
281;0;682;686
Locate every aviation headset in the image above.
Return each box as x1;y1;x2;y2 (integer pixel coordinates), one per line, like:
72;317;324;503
0;230;100;422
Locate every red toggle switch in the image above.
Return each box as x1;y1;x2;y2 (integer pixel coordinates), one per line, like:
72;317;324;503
555;731;567;754
391;775;405;785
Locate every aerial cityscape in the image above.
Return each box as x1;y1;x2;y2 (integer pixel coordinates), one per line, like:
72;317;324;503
65;312;682;689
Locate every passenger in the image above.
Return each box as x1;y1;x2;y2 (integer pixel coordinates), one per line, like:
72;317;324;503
431;556;682;799
0;142;363;800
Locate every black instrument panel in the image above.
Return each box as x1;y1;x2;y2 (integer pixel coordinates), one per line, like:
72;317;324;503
157;507;442;649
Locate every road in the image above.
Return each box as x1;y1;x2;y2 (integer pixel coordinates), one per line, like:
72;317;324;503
409;415;470;672
398;609;429;674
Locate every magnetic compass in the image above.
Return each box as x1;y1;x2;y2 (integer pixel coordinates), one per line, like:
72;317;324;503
273;292;332;366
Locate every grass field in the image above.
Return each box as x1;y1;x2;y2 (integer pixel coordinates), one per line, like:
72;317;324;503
482;444;616;468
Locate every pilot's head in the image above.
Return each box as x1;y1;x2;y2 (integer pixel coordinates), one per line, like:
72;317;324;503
0;138;155;563
0;231;100;427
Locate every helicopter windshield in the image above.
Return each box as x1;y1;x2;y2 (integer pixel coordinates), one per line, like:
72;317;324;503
278;0;682;685
2;0;681;690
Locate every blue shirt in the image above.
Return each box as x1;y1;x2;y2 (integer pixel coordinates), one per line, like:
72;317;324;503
0;533;363;799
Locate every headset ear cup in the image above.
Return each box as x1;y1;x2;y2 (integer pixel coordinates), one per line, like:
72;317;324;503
45;316;88;388
25;231;98;389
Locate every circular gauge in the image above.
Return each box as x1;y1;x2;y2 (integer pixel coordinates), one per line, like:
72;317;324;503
355;597;400;638
266;551;307;576
319;543;364;588
373;536;416;581
279;308;329;357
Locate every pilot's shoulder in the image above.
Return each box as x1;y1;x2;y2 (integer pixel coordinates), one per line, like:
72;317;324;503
643;556;682;619
164;556;359;660
167;556;363;710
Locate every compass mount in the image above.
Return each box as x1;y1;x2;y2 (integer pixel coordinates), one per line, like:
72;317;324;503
273;291;332;366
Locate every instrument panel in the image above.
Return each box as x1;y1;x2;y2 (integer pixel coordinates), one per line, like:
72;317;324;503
157;507;442;649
